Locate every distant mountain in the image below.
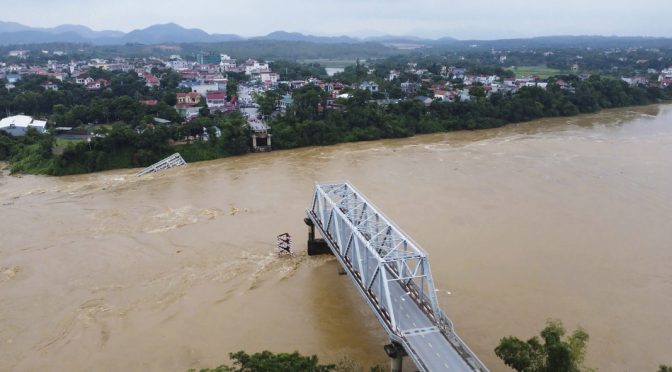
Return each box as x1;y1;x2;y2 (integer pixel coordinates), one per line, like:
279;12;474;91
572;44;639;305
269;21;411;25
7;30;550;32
0;30;90;45
124;23;209;44
454;35;672;49
0;20;34;33
364;35;428;43
0;20;671;49
253;31;359;44
50;24;124;39
0;21;244;45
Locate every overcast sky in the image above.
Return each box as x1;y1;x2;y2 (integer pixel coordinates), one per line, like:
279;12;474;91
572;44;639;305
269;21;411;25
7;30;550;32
4;0;671;39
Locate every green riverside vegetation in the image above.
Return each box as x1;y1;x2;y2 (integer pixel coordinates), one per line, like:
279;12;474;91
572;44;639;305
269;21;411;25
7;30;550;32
269;75;670;149
1;74;670;175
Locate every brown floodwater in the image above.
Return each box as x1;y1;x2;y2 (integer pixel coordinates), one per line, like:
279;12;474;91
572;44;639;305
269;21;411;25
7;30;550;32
1;105;671;372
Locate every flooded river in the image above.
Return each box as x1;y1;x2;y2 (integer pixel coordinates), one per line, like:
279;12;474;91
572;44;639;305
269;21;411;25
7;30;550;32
1;105;671;371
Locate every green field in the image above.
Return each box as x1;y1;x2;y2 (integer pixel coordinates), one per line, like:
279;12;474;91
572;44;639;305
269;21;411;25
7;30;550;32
298;59;357;68
510;66;562;79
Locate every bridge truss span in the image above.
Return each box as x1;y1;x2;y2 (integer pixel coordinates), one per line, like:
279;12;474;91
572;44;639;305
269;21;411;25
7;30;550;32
307;182;488;372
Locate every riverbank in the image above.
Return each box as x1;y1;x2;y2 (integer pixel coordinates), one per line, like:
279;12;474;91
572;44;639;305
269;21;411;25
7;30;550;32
2;96;669;177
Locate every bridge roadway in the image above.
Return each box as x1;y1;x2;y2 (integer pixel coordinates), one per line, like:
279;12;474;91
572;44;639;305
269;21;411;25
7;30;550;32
306;182;487;372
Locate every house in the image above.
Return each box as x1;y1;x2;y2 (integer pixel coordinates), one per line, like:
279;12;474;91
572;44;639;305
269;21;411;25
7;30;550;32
191;83;222;96
206;91;226;109
8;50;28;59
401;81;416;95
359;81;379;93
450;68;466;79
143;73;161;88
76;76;94;85
175;104;200;120
6;74;21;84
244;60;270;75
176;92;201;105
433;89;449;101
388;70;400;81
621;76;648;87
86;79;109;90
41;81;59;91
140;100;159;106
289;80;306;89
414;96;433;107
279;95;294;113
658;68;672;83
260;72;280;85
0;115;47;136
166;59;192;71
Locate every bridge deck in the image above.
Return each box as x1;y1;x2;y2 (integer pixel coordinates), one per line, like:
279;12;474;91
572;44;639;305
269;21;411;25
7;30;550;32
307;182;487;372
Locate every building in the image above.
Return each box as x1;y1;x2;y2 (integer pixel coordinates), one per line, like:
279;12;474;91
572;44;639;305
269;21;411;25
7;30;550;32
196;52;221;65
86;79;110;90
8;50;29;59
6;74;21;84
388;70;400;81
192;83;223;96
143;73;161;88
401;81;417;95
176;92;201;105
175;104;200;120
279;95;294;113
0;115;47;136
359;81;379;93
206;91;226;109
260;71;280;85
41;81;59;91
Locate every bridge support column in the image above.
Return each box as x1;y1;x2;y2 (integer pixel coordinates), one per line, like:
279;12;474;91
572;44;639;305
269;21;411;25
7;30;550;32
304;218;332;256
384;342;407;372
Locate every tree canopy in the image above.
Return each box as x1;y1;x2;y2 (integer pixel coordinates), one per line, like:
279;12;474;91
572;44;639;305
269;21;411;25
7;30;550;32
494;320;590;372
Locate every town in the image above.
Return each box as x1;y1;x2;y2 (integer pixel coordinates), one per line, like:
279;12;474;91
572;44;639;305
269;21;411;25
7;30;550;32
1;43;672;174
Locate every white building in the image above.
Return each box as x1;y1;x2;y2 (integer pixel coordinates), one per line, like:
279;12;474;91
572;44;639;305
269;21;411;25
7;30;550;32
245;60;270;75
359;81;379;93
0;115;47;136
260;71;279;84
192;83;224;96
8;50;28;58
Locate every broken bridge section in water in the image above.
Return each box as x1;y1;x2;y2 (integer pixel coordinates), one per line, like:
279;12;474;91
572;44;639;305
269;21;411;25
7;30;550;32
136;153;187;177
305;182;488;372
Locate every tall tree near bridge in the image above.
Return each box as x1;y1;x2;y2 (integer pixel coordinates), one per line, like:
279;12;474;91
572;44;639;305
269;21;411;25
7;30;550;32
495;320;590;372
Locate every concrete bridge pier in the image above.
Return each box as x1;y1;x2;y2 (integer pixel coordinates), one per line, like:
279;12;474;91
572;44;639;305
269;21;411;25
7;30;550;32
304;218;332;256
384;342;407;372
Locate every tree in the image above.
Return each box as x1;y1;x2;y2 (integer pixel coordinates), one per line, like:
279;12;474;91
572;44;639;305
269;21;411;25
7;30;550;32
659;366;672;372
188;350;384;372
190;351;335;372
253;90;281;116
495;320;590;372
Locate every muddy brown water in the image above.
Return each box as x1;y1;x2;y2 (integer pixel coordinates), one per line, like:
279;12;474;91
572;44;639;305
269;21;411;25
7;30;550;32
1;105;671;371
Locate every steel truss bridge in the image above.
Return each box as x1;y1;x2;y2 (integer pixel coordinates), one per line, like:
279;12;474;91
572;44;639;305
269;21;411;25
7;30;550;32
306;182;488;372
